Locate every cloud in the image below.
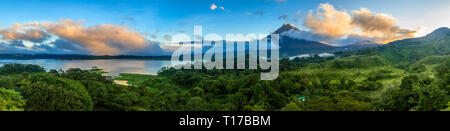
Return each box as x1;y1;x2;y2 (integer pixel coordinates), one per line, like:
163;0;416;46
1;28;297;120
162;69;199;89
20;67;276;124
0;19;167;55
163;35;172;41
47;39;90;54
278;14;289;20
293;10;304;23
146;29;160;39
247;11;265;16
254;11;265;16
303;3;419;44
0;38;89;54
0;23;49;43
210;3;218;10
281;28;376;46
304;3;353;38
121;40;170;56
210;3;229;12
351;8;419;43
122;16;135;21
39;19;147;55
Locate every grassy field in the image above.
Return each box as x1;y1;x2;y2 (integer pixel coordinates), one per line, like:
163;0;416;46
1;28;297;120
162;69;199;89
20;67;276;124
114;73;153;87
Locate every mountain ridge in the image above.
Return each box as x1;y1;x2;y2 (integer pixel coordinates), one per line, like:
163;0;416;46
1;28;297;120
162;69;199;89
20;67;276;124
273;23;384;57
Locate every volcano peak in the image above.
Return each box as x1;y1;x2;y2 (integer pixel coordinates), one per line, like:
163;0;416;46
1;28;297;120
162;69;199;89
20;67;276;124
273;23;300;34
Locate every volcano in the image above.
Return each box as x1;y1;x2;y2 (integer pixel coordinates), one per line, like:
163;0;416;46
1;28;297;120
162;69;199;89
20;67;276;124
273;23;300;34
273;23;383;57
272;23;340;57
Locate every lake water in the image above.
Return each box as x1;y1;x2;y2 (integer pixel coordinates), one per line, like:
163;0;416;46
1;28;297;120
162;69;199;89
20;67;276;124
0;59;173;76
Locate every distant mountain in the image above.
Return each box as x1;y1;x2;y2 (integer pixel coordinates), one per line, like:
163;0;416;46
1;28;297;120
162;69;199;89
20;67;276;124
415;27;450;43
338;27;450;66
273;23;381;57
272;23;338;57
341;40;381;51
425;27;450;38
277;35;341;57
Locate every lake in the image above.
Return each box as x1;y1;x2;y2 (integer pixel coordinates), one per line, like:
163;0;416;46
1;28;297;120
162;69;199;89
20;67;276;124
0;59;173;76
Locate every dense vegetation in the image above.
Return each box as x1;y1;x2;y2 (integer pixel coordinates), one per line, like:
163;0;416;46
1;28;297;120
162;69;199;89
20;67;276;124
0;28;449;111
0;88;25;111
0;55;447;111
0;64;45;75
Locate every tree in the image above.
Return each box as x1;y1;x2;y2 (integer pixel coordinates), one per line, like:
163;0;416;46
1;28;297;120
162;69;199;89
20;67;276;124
436;62;449;79
49;69;59;76
441;102;450;111
0;76;15;89
61;68;113;83
301;96;373;111
81;80;109;107
381;75;448;111
281;102;302;111
190;87;205;97
185;97;208;111
0;64;45;75
20;74;93;111
413;83;448;111
0;88;25;111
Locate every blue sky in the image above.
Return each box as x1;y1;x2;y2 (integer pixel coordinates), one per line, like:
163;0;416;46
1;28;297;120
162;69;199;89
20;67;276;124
2;0;449;37
0;0;450;55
